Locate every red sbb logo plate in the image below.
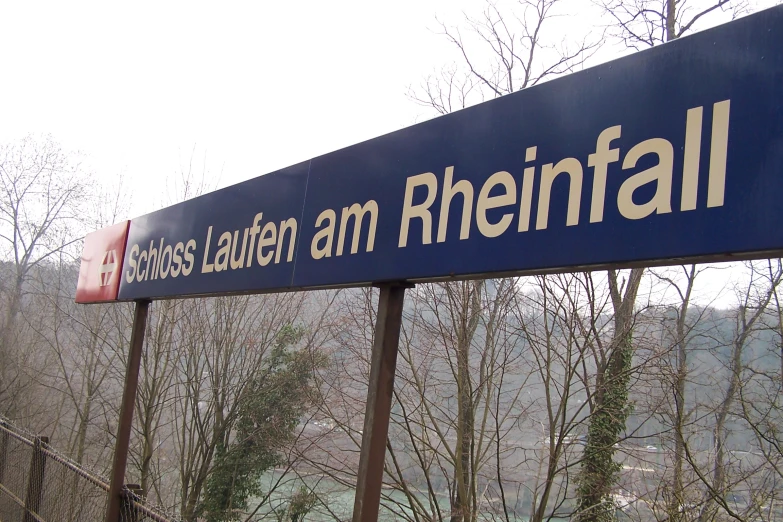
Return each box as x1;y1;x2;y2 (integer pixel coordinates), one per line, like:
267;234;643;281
75;221;130;303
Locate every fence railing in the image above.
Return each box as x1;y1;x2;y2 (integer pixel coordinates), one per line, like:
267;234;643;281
0;418;176;522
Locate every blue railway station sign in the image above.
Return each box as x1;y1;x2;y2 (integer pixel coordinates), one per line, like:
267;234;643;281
77;5;783;302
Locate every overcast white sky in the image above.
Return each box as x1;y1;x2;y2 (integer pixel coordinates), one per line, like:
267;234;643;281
1;0;488;213
1;0;778;306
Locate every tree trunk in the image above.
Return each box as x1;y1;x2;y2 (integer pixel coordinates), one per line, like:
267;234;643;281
698;315;744;522
665;0;676;41
449;281;483;522
0;275;24;409
667;265;696;521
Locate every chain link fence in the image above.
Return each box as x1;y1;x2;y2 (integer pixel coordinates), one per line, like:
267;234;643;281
0;418;177;522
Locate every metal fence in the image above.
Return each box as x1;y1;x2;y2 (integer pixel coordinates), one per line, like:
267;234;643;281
0;419;175;522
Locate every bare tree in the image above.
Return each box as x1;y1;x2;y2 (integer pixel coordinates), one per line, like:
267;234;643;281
390;280;522;522
409;0;601;115
646;265;706;521
131;299;182;503
299;281;528;521
738;259;783;520
691;261;782;522
126;162;218;507
0;135;89;417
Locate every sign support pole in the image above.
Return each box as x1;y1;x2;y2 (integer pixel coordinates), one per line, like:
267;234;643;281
105;299;150;522
352;283;409;522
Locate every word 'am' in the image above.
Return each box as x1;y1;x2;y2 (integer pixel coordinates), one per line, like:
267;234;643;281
399;100;730;247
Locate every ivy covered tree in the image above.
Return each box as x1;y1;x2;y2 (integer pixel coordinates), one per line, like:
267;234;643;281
198;325;324;522
576;269;643;522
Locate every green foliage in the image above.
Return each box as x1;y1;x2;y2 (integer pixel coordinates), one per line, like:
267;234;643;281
276;486;318;522
199;440;275;522
199;325;325;522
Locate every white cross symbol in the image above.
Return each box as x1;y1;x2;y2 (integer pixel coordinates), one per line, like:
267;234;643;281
99;250;117;287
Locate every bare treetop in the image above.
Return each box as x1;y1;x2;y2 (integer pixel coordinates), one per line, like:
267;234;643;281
0;134;88;270
596;0;750;47
409;0;603;115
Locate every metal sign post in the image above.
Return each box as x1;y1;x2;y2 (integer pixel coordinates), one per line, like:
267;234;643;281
352;283;409;522
105;299;150;522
